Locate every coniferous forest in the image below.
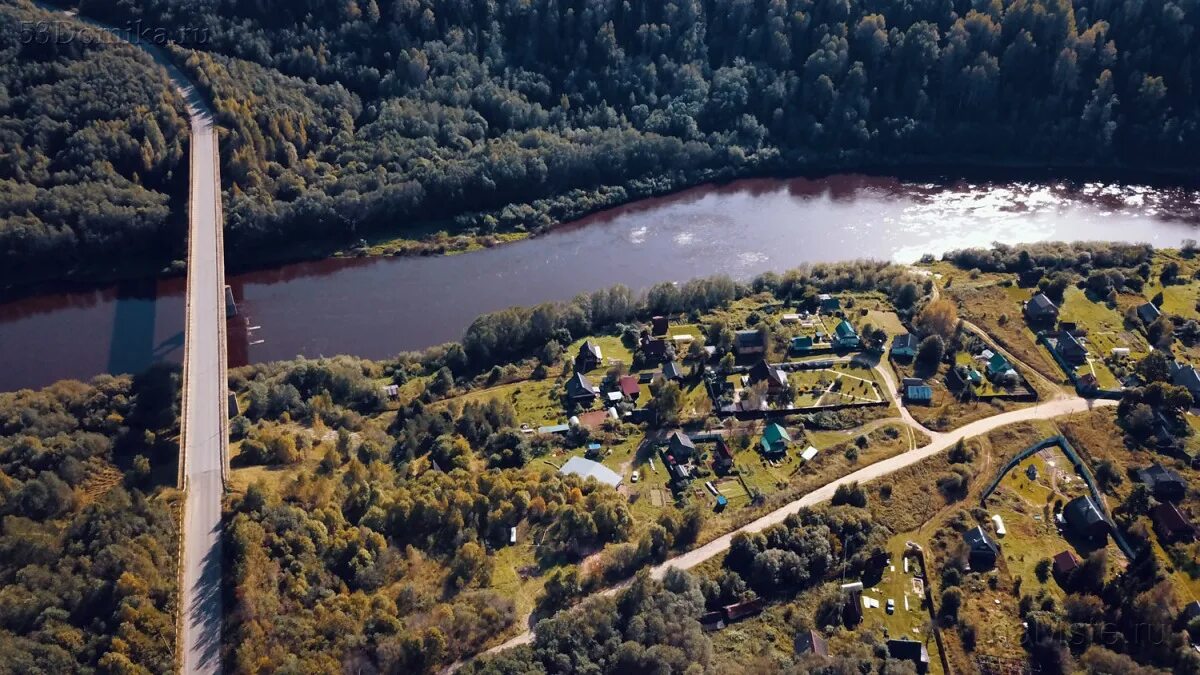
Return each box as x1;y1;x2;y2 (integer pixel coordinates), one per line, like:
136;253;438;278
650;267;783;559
2;0;1196;283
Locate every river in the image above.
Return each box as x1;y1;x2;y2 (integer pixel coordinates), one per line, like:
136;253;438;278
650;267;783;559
3;174;1199;392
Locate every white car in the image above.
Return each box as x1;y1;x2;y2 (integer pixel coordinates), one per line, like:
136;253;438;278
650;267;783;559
886;599;895;614
631;471;640;483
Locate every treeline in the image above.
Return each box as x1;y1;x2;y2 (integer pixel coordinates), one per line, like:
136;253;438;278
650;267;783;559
73;0;1200;264
942;241;1156;274
0;371;180;673
0;3;188;287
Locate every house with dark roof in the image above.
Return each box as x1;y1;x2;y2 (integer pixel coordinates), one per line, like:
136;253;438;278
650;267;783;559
891;333;920;360
667;430;696;460
886;639;930;673
1077;372;1100;393
713;438;735;473
1025;293;1059;323
1183;600;1200;623
1063;495;1109;543
1138;463;1187;502
818;293;841;313
963;525;999;570
1137;301;1162;325
651;315;669;336
661;360;684;381
576;341;603;371
1152;503;1197;543
748;360;789;392
1055;330;1088;366
760;423;792;457
795;629;829;658
565;372;598;404
734;329;766;356
641;337;668;362
1170;361;1200;400
699;611;725;632
832;320;860;350
618;375;641;401
1053;550;1079;576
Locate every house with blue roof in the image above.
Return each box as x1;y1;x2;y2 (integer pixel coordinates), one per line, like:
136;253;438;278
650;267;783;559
891;333;919;360
905;384;933;404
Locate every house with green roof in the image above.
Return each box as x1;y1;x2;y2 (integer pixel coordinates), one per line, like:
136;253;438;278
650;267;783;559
790;335;815;354
760;423;792;457
832;320;860;350
986;353;1013;379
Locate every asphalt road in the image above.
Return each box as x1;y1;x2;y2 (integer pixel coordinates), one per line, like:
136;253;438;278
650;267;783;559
179;99;227;675
480;394;1116;657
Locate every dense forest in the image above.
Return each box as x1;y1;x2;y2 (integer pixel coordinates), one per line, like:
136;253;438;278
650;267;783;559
61;0;1200;266
0;368;181;672
0;2;188;288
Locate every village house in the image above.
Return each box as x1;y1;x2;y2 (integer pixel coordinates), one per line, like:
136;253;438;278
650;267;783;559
891;333;919;360
1052;550;1079;577
748;359;789;393
641;336;668;362
986;353;1018;382
1137;301;1162;325
1024;292;1059;323
818;293;841;313
723;598;765;622
576;340;603;371
795;630;829;658
1063;495;1109;543
760;422;791;457
1137;463;1187;502
832;320;860;350
712;438;735;473
886;639;930;674
618;375;641;401
734;329;766;356
963;525;999;570
651;315;669;336
661;360;685;382
565;372;599;405
790;335;816;354
667;430;696;460
1055;330;1089;366
1169;361;1200;400
1151;502;1197;543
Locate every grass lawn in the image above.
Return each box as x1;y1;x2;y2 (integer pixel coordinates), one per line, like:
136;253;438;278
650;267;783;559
438;378;565;426
855;533;944;674
568;334;636;373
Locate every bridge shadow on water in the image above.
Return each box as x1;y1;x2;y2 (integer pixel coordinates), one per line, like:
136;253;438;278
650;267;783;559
106;279;185;376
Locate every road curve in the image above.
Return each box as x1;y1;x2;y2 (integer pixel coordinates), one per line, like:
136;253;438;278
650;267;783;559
27;4;230;671
482;395;1115;656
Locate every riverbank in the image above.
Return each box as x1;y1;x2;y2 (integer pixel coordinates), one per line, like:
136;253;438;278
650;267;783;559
4;161;1197;302
3;176;1198;392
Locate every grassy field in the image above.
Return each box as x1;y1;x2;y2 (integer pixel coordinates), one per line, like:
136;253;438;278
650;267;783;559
946;283;1065;386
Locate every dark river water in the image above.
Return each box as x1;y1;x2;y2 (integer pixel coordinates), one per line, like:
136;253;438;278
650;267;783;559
3;174;1200;391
